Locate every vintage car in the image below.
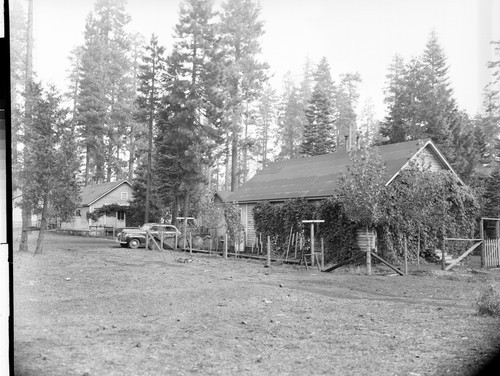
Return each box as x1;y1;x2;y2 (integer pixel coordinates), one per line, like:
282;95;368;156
117;223;181;249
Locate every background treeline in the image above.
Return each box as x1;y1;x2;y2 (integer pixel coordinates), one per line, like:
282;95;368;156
10;0;500;232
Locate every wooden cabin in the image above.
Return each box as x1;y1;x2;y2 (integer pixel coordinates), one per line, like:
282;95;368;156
60;180;133;233
226;139;462;248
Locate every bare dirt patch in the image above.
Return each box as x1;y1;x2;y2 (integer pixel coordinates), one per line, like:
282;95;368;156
13;232;500;375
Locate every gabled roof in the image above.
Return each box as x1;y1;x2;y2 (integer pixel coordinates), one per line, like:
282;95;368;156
227;139;461;203
80;180;132;206
214;190;232;202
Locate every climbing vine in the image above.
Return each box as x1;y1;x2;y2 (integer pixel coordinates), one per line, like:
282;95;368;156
253;198;358;262
253;171;479;264
86;204;131;222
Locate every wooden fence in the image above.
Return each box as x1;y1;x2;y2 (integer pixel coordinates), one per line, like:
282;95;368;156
484;239;500;268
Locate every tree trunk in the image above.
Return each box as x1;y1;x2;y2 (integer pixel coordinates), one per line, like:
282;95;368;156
19;200;30;252
106;140;113;182
20;0;34;253
171;195;179;227
128;130;135;181
242;103;248;183
85;143;90;186
224;136;230;191
35;195;49;254
182;190;190;230
145;62;155;223
231;135;238;191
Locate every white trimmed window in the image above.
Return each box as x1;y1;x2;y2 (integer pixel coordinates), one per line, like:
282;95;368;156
121;191;128;200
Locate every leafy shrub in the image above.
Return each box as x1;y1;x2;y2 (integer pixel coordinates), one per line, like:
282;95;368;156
475;284;500;317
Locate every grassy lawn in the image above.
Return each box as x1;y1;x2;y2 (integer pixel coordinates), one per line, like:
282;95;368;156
13;232;500;375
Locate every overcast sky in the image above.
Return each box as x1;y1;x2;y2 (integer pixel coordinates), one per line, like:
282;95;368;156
29;0;500;119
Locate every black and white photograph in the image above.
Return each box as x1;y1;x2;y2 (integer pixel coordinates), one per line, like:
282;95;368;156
4;0;500;375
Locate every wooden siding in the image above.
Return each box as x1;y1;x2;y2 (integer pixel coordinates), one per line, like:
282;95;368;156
245;204;256;246
413;147;446;172
356;228;377;252
61;183;133;231
91;183;133;208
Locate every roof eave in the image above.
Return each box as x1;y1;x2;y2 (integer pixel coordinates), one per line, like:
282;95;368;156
85;180;132;206
385;139;464;186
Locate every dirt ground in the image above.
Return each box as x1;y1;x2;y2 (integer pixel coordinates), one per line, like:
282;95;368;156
12;231;500;376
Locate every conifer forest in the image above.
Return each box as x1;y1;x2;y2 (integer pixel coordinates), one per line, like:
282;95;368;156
9;0;500;229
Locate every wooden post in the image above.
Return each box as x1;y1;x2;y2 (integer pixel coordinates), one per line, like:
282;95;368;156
189;232;192;255
145;230;149;250
417;226;421;271
223;233;228;259
441;238;446;271
321;238;325;270
174;232;178;250
310;223;315;266
404;236;408;275
480;218;484;268
259;233;262;255
209;237;212;254
285;227;293;261
294;233;298;259
160;230;164;251
366;226;372;275
266;236;271;267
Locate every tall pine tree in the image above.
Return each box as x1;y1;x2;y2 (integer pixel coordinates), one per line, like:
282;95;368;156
300;57;336;156
76;0;134;185
220;0;268;191
136;34;165;223
155;0;224;226
20;83;80;254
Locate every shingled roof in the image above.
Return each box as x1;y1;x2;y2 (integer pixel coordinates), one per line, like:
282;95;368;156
227;139;460;203
80;180;132;206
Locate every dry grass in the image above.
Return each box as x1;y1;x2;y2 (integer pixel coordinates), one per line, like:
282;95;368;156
13;232;500;376
476;283;500;317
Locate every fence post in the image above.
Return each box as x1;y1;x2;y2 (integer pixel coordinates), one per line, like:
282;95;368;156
223;233;228;259
310;223;315;266
404;236;408;275
321;238;325;270
417;227;421;271
145;230;149;250
267;236;271;267
259;233;262;255
366;227;372;275
160;230;164;251
189;232;192;255
480;218;485;268
441;238;446;271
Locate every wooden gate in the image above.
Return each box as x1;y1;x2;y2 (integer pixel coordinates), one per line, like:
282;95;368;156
484;239;500;268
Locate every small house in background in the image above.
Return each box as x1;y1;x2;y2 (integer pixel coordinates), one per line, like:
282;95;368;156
61;180;133;233
214;191;231;207
227;139;463;248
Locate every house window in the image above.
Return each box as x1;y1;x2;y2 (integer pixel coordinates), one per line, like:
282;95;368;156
121;191;128;200
117;211;125;221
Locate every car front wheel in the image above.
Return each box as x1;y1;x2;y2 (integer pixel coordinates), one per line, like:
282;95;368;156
128;239;140;249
